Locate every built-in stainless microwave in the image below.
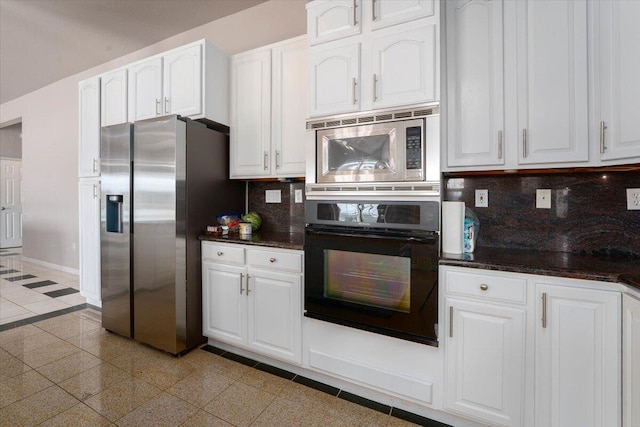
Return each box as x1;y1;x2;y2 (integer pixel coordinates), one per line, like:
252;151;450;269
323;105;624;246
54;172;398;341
306;107;440;198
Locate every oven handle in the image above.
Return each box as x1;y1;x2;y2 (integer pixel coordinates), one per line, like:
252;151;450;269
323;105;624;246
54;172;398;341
305;228;437;244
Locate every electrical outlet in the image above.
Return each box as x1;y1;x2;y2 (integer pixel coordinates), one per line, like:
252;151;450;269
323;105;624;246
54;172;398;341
628;188;640;210
295;189;303;203
265;190;281;203
536;189;552;209
475;189;489;207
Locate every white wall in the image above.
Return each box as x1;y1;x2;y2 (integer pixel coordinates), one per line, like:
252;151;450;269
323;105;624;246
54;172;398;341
0;0;307;269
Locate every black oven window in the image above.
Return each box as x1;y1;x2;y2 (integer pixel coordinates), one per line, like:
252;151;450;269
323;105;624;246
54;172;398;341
324;249;411;313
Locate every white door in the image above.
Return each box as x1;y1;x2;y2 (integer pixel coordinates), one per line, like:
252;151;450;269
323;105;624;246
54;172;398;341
78;179;100;304
202;262;247;346
446;0;505;168
515;0;589;165
535;284;621;427
596;0;640;161
371;0;436;30
309;41;361;117
101;68;128;127
444;298;525;426
371;21;438;110
623;294;640;427
129;57;163;122
307;0;362;45
78;77;101;177
247;269;302;363
163;44;202;118
0;159;22;248
271;37;307;178
230;49;272;178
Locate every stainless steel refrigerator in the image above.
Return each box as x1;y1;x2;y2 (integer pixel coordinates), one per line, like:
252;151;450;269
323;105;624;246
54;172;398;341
100;115;244;355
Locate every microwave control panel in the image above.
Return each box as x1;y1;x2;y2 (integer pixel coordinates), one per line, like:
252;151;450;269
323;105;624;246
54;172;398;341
405;126;423;170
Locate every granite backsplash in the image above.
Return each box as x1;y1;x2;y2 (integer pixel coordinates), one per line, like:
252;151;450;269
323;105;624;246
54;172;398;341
443;168;640;257
247;181;305;234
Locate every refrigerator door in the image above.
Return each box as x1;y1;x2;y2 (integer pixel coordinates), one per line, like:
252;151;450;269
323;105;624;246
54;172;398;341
100;123;133;338
133;115;186;354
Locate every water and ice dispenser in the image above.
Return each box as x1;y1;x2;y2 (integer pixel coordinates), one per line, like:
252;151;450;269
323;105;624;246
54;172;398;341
105;195;124;233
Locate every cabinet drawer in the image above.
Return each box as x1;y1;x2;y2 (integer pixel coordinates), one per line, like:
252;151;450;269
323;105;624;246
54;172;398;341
247;248;302;273
202;242;244;265
444;269;526;304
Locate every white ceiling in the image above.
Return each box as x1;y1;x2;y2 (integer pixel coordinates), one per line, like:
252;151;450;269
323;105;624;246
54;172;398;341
0;0;268;104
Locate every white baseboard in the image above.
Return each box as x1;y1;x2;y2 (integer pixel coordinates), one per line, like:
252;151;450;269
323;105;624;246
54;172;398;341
21;256;79;275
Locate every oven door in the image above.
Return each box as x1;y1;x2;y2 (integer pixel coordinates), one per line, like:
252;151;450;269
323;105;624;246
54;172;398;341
304;225;439;346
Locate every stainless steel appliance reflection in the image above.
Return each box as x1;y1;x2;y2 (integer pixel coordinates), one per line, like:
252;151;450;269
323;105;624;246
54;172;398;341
100;115;244;354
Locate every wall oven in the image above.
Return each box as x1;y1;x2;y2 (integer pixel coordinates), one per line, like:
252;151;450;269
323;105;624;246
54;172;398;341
304;200;440;346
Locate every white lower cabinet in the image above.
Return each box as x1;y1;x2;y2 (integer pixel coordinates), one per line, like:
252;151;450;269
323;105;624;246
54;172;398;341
534;284;621;427
623;294;640;427
78;179;101;306
202;242;303;364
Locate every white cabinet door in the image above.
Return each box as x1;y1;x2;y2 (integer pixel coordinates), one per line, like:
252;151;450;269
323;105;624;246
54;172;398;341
371;0;435;30
535;284;621;427
307;0;361;45
623;294;640;427
79;179;101;305
163;44;202;118
247;269;302;364
101;68;128;127
309;41;361;117
445;298;525;427
202;262;247;347
272;37;308;178
78;77;101;177
515;0;589;165
445;0;504;168
230;49;272;178
595;0;640;162
371;20;437;110
128;57;163;122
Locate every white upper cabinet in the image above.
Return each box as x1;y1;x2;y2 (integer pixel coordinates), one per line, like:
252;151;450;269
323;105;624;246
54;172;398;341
128;57;163;122
78;77;101;177
592;0;640;162
307;0;362;45
163;44;203;118
515;0;589;165
230;36;307;179
101;68;128;127
307;0;439;117
445;0;504;168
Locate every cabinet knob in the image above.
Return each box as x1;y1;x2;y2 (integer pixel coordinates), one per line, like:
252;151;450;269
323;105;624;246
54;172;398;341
480;284;488;291
269;257;276;263
217;251;223;256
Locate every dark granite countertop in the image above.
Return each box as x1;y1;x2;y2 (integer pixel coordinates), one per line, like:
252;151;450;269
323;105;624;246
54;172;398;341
199;231;304;251
440;246;639;292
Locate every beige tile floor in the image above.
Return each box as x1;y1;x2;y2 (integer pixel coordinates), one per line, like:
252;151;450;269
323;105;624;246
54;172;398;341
0;248;85;326
0;308;432;427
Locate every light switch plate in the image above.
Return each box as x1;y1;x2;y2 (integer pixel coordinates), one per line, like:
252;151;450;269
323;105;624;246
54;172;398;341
536;189;552;209
627;188;640;210
265;190;281;203
294;189;303;203
475;189;489;207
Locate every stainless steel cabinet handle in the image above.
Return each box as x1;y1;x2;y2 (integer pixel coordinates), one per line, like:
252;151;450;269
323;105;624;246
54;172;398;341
522;128;528;158
93;158;98;173
372;0;376;21
217;251;223;256
275;151;281;169
263;152;269;170
240;273;244;294
449;306;453;338
353;0;358;26
156;99;161;116
498;131;503;160
600;121;607;154
269;257;276;263
480;284;488;291
373;74;378;102
164;97;169;114
542;292;547;328
246;274;251;295
93;184;97;199
352;78;357;105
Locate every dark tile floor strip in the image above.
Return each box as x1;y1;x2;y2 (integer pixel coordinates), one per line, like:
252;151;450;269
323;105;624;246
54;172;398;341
0;303;88;332
0;269;20;275
293;375;340;396
391;407;451;427
201;345;226;356
23;280;57;289
338;390;391;415
44;288;79;298
5;274;37;282
219;350;259;367
255;362;297;380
